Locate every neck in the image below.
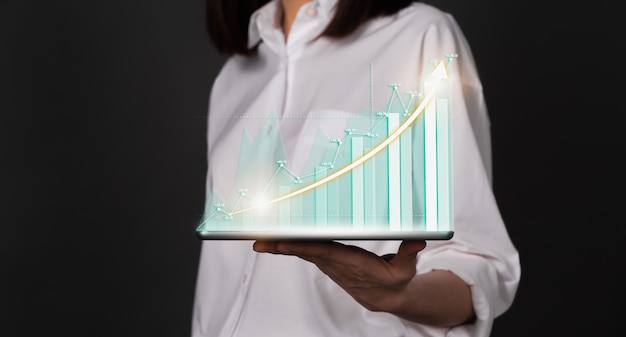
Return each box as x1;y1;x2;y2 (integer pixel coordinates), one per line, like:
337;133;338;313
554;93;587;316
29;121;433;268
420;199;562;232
281;0;312;40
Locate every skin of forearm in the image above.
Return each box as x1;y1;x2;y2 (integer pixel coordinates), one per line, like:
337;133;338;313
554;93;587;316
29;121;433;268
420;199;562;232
389;270;476;327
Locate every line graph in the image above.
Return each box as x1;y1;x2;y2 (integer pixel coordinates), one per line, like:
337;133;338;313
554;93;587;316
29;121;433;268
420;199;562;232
198;55;456;233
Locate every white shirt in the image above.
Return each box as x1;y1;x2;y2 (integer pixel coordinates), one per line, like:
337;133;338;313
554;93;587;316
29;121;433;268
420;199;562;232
192;1;520;336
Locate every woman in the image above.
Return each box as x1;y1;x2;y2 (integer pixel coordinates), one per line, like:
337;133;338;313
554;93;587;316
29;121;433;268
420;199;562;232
193;0;520;336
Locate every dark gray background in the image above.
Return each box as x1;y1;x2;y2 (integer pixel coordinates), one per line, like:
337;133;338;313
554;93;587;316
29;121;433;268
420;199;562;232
1;0;623;336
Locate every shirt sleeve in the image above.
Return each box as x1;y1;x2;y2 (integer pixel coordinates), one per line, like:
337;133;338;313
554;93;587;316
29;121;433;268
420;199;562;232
409;11;521;337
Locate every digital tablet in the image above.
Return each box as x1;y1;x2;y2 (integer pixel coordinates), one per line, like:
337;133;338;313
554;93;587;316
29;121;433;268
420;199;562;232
196;60;454;241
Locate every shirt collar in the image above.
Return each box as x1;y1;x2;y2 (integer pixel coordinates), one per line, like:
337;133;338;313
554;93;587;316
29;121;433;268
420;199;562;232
247;0;338;49
317;0;338;17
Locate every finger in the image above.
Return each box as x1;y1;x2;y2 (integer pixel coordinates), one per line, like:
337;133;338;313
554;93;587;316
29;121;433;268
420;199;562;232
253;240;280;253
388;240;426;274
252;240;274;253
284;241;382;267
254;240;381;269
380;253;396;261
253;240;337;256
396;240;427;258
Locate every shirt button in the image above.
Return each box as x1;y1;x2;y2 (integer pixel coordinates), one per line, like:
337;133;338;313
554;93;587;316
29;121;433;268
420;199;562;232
242;273;248;285
306;6;317;16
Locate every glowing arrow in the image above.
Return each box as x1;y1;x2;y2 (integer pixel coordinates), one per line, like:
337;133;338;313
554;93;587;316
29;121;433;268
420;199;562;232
231;60;449;215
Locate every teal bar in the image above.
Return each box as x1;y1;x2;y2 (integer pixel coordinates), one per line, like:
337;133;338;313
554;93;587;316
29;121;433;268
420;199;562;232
278;186;291;230
351;137;364;229
400;125;413;230
290;194;303;229
412;115;426;231
314;167;328;228
436;98;451;231
387;113;401;230
337;173;352;228
363;145;377;228
327;178;340;228
374;120;389;230
424;94;438;231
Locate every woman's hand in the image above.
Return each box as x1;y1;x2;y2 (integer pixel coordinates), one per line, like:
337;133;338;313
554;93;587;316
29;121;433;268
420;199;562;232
253;240;425;313
253;240;474;327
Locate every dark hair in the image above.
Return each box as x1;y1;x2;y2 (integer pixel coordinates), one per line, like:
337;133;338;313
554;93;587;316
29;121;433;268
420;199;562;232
206;0;416;56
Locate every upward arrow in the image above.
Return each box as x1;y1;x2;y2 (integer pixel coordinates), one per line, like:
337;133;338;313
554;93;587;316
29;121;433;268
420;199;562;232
431;60;449;80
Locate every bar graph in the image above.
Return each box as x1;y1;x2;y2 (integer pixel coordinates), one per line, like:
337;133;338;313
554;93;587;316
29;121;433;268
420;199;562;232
198;56;456;235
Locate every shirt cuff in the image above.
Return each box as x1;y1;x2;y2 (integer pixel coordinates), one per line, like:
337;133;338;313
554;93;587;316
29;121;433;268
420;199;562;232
415;250;501;337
